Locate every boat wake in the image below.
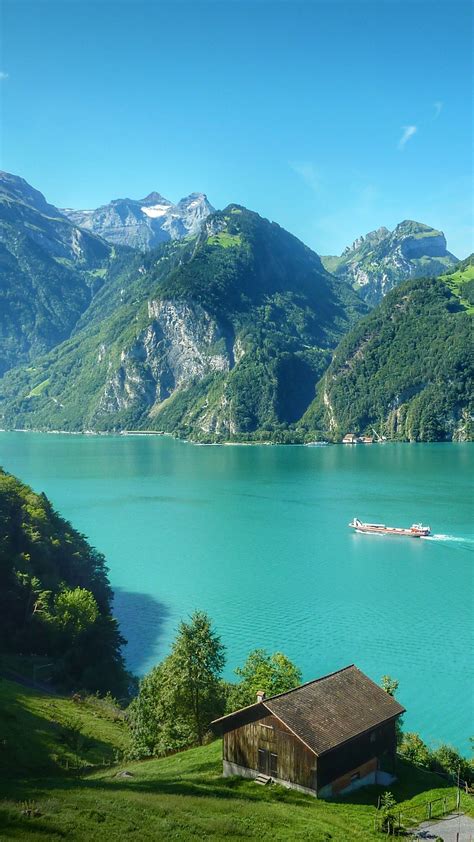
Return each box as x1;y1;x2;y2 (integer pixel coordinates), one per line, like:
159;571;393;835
421;533;474;544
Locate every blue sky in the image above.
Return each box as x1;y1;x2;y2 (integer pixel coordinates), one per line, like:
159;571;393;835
1;0;472;256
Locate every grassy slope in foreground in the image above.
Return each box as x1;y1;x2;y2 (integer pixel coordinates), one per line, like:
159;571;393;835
0;680;472;842
0;677;130;777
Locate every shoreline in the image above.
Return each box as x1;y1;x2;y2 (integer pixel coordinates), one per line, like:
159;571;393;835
0;428;470;446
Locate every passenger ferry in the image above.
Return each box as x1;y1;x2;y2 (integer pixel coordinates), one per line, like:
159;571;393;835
349;518;431;538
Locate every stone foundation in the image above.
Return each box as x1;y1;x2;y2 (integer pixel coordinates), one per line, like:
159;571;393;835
222;760;317;797
223;759;396;800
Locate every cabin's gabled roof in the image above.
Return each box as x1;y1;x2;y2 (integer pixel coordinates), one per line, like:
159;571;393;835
211;665;405;756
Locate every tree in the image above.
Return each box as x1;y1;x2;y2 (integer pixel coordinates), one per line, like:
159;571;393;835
170;611;226;745
399;732;432;768
381;675;404;745
129;611;226;757
128;663;167;758
228;649;302;711
380;791;397;834
54;588;99;638
381;675;398;696
431;744;473;783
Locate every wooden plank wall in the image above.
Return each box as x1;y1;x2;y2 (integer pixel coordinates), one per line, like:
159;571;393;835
224;714;317;790
317;719;397;788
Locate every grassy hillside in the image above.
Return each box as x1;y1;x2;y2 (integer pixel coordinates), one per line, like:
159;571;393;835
0;701;471;841
438;253;474;313
0;677;129;776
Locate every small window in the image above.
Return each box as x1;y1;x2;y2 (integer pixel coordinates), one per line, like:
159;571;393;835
270;753;278;776
370;731;377;743
351;771;360;783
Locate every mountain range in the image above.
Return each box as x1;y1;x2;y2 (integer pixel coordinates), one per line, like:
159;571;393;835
0;171;471;442
63;191;214;250
0;206;366;436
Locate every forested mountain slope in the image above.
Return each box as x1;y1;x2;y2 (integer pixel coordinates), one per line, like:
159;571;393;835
322;220;458;306
0;206;367;439
301;274;473;442
0;172;128;375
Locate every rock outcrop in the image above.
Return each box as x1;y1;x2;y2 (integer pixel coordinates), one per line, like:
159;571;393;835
95;300;232;418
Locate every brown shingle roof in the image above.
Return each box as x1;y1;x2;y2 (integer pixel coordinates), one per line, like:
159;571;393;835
212;665;405;756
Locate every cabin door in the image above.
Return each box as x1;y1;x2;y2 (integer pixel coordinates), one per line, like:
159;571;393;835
258;748;278;777
258;748;268;773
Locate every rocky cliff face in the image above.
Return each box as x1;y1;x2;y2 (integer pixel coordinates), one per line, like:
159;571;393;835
63;191;214;250
95;300;233;420
322;220;458;306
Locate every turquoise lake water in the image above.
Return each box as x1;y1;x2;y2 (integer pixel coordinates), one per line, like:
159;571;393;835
1;433;472;751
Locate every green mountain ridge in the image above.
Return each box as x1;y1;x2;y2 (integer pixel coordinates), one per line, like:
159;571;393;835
0;205;367;440
302;268;473;442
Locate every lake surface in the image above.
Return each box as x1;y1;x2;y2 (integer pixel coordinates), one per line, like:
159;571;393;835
1;433;472;752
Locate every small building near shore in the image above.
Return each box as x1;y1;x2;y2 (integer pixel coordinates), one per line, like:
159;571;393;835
342;433;360;444
211;665;405;798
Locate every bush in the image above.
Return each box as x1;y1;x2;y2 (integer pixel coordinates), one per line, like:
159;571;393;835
431;744;473;784
399;732;432;767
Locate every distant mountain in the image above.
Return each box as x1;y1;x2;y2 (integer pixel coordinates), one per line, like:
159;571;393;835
63;191;214;250
322;220;458;306
301;269;473;442
0;171;122;376
0;206;367;439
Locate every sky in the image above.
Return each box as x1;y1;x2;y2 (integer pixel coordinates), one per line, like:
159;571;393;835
1;0;472;257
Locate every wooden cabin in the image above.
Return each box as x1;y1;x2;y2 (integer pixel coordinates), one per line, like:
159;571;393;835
211;665;405;798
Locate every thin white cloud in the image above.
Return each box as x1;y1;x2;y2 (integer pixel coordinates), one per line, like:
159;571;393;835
398;125;417;150
0;71;9;81
433;100;443;118
289;161;321;193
